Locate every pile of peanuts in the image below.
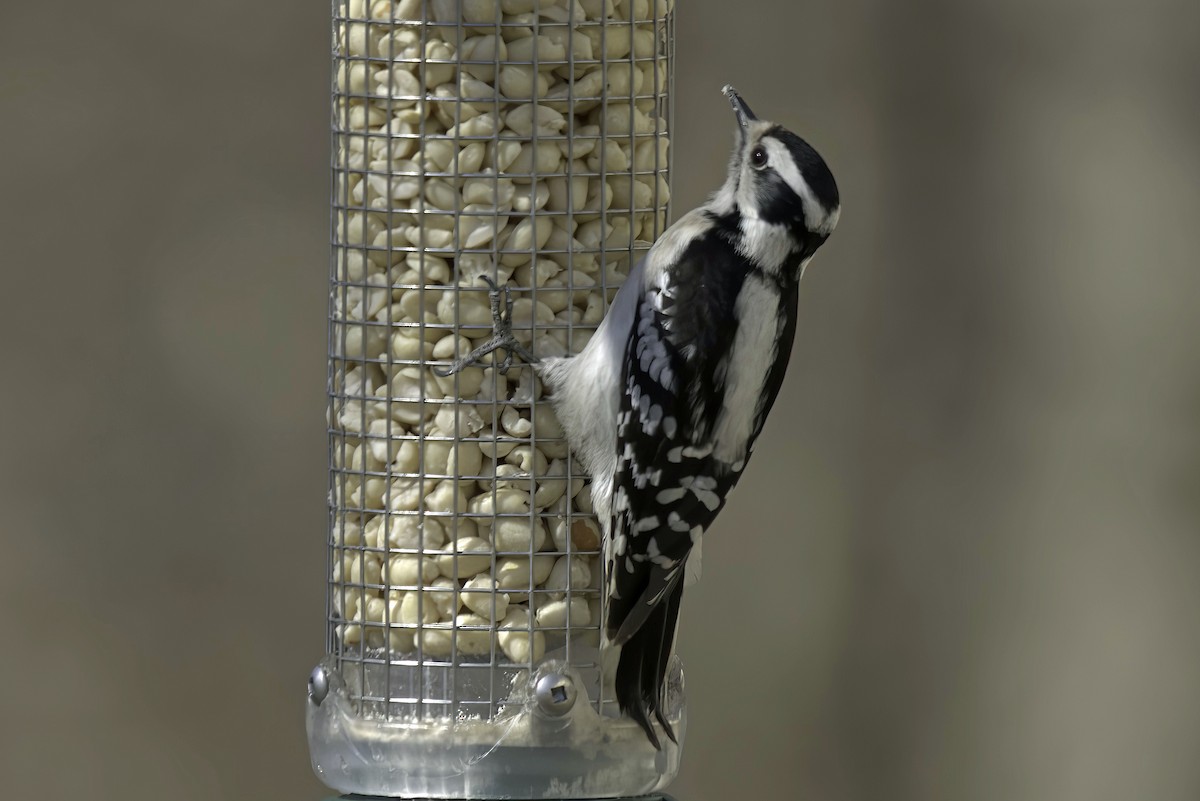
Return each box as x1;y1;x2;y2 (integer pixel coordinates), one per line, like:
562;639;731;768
328;0;671;666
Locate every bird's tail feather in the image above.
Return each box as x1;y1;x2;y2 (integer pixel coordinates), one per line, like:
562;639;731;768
613;579;684;749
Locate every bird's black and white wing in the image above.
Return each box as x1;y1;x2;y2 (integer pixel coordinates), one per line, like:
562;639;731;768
604;211;799;745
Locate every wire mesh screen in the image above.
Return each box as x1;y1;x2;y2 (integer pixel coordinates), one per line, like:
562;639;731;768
326;0;674;729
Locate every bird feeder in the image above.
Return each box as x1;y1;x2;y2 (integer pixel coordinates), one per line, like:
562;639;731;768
307;0;681;796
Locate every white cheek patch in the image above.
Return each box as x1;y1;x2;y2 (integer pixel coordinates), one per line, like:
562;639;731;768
762;137;836;236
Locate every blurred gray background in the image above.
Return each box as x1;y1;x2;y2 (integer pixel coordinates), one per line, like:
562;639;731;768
2;0;1198;799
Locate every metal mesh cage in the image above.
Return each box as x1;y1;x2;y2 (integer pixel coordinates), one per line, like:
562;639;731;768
308;0;679;796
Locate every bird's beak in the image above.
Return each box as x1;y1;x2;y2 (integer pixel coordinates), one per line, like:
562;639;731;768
722;84;758;128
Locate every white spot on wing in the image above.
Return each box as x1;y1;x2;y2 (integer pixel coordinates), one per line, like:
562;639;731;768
641;402;663;434
691;488;722;511
667;512;691;532
633;515;660;533
646;538;677;569
614;486;629;512
656;488;686;504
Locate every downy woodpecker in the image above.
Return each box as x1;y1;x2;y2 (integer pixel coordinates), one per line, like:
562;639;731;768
440;86;840;748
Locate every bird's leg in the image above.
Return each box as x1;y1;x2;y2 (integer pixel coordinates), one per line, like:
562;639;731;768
434;276;539;377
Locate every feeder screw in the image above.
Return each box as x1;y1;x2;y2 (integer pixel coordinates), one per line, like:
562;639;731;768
534;672;577;716
309;665;330;706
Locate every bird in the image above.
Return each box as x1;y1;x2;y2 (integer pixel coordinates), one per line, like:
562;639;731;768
438;85;840;748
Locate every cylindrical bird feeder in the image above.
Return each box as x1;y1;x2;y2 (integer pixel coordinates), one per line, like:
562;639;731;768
307;0;680;796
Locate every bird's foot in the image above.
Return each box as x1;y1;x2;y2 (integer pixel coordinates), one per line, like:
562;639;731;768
434;276;538;377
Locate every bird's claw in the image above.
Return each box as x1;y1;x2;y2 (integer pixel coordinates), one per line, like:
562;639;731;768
433;276;538;378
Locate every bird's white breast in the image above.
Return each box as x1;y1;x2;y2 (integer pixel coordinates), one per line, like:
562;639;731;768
710;274;782;465
539;257;646;522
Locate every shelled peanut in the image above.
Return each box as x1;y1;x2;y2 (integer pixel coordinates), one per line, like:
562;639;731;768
328;0;671;664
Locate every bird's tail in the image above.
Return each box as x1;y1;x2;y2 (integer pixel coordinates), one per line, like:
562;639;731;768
613;579;684;749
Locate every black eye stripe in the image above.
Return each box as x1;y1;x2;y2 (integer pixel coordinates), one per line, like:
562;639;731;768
754;171;808;227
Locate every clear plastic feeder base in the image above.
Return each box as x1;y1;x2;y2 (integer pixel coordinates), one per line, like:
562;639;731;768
307;657;685;799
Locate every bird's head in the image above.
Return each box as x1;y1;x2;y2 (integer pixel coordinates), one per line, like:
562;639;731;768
716;85;840;263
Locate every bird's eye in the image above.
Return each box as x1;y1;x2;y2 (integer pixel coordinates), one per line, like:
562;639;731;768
750;147;768;168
